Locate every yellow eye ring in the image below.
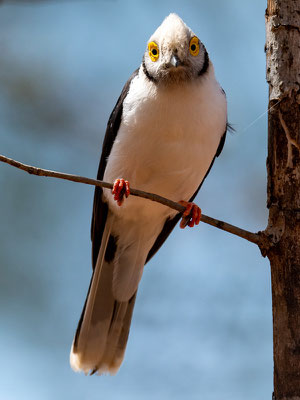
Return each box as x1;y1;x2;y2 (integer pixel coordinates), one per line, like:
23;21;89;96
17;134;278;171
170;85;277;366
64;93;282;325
189;36;200;56
148;41;159;62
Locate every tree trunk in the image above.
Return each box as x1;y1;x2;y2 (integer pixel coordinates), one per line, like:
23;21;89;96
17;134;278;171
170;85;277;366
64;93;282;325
265;0;300;398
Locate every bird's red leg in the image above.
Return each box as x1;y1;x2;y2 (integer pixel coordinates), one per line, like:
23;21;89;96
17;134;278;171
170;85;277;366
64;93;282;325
112;178;130;206
179;200;201;229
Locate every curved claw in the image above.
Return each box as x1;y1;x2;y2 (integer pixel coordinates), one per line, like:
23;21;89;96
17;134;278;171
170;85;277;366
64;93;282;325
179;200;201;229
112;178;130;206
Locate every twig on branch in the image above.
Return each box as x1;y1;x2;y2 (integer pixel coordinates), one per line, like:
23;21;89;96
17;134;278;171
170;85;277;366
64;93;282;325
0;153;268;250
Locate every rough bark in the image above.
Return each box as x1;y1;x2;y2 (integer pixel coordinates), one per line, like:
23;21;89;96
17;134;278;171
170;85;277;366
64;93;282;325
265;1;300;398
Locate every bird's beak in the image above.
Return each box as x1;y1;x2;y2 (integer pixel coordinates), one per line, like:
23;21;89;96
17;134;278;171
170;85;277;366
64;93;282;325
168;54;183;68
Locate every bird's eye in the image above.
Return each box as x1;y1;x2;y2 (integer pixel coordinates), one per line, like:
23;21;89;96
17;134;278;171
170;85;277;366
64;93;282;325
148;41;159;62
189;36;200;56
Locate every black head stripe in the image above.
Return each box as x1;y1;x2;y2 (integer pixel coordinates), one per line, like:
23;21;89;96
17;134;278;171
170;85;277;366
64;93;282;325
142;56;157;83
198;47;209;76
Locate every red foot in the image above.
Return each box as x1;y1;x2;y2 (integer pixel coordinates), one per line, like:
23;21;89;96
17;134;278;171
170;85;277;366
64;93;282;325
112;178;130;206
179;201;201;229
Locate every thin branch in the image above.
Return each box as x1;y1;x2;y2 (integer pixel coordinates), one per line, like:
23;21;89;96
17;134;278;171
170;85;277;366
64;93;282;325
0;153;266;249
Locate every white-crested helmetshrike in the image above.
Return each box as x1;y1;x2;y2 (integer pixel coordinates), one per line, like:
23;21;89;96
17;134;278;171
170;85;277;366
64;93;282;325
70;13;228;375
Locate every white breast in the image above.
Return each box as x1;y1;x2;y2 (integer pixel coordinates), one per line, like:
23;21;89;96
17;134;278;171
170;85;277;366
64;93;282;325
103;64;227;222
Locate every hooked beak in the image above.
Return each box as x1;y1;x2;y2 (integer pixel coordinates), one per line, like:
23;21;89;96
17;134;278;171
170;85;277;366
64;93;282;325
167;53;183;68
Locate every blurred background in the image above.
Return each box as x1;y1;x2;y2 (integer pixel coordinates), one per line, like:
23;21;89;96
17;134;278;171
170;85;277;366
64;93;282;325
0;1;271;399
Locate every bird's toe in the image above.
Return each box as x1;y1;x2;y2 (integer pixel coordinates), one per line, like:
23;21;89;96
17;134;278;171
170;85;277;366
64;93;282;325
112;178;130;206
179;200;201;229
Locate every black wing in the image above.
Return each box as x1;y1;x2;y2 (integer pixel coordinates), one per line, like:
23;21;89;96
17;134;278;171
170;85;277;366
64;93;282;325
91;69;139;269
146;126;228;263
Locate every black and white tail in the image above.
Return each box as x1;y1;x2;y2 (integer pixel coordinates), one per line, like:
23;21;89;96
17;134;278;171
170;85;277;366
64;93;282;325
70;215;138;375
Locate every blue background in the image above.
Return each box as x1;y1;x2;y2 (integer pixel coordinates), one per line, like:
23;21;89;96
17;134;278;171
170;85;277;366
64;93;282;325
0;1;272;399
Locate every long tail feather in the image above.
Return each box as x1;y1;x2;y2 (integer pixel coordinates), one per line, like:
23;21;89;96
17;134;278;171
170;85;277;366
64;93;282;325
70;214;137;375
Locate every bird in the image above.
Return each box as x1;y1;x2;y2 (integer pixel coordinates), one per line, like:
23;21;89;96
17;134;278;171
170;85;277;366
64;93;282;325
70;13;228;375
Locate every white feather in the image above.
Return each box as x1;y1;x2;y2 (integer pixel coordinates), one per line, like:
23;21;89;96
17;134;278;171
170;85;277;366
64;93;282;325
102;63;226;302
70;214;114;374
111;220;162;301
72;13;227;375
103;63;227;223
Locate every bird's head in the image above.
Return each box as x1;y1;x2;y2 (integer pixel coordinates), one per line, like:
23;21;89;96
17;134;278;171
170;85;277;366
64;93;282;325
143;14;208;85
